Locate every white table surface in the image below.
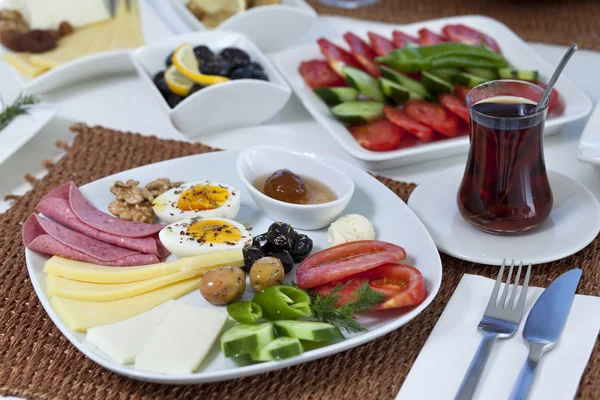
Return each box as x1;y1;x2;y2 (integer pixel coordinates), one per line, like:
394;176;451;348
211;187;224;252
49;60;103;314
1;2;599;398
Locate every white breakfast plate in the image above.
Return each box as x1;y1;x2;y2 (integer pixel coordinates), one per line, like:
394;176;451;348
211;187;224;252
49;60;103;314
577;101;600;166
0;0;174;94
131;31;292;137
24;149;442;384
169;0;317;53
407;166;600;266
275;15;593;170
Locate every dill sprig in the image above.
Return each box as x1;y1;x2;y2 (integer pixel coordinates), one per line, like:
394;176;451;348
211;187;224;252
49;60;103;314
0;94;40;131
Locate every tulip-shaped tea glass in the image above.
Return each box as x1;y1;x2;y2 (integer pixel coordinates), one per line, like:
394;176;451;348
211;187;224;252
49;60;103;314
457;80;553;235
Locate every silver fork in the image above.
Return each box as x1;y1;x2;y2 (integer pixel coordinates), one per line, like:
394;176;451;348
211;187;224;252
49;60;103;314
454;260;532;400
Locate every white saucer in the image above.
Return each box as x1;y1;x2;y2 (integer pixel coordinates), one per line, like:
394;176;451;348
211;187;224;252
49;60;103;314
407;166;600;265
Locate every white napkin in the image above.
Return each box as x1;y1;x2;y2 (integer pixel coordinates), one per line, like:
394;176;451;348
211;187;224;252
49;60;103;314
397;274;600;400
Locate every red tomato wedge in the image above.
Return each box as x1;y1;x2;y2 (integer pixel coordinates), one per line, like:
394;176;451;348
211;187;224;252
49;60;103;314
317;38;363;76
439;93;470;123
453;85;471;102
298;60;346;89
296;240;406;289
405;100;460;137
383;105;434;142
343;32;382;78
368;31;397;56
350;120;404;151
535;82;560;114
312;264;427;310
392;30;419;48
418;28;447;45
442;24;501;52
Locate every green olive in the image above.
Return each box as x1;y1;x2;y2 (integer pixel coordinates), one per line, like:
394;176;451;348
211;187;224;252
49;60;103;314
250;257;285;292
199;266;246;305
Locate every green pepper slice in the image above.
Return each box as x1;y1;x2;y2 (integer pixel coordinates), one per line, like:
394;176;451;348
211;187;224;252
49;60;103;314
227;301;263;325
252;285;313;321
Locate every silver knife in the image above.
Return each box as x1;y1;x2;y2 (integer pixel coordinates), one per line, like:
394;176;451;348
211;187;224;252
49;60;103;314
508;268;582;400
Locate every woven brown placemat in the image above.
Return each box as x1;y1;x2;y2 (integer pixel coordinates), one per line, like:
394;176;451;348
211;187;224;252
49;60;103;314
0;124;598;399
307;0;600;51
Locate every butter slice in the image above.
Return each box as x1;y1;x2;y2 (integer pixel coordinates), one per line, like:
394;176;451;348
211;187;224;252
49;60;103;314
135;303;228;375
51;277;201;332
46;269;200;301
86;300;176;364
2;53;48;77
44;250;243;283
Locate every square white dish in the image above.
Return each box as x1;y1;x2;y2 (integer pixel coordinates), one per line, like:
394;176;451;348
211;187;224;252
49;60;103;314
25;149;442;384
131;31;292;137
0;0;174;94
170;0;317;53
577;101;600;166
275;15;593;170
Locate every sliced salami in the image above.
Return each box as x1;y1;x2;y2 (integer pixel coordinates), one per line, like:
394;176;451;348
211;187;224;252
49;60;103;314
23;214;160;266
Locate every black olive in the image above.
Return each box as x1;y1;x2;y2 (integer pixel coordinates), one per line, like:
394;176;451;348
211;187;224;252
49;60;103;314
153;71;169;98
220;47;251;69
263;244;294;274
166;93;184;108
246;62;264;72
230;66;253;80
193;45;213;63
242;246;264;273
267;222;295;251
190;85;203;95
291;233;313;262
251;70;269;81
165;51;174;67
252;233;269;249
200;57;231;76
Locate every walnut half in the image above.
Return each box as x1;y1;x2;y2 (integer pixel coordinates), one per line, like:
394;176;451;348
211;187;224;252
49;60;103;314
108;201;155;224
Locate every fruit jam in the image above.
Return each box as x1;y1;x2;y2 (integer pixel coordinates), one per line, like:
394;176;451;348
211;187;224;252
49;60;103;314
457;95;553;234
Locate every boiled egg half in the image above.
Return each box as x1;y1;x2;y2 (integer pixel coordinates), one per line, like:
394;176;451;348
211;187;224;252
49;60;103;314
159;217;252;258
152;181;240;223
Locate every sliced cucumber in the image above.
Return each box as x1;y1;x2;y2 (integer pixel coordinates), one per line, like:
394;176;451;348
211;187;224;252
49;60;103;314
330;101;384;124
421;71;454;94
300;340;339;351
497;68;539;82
248;337;304;362
427;68;460;83
274;320;345;342
379;66;433;100
220;322;274;357
379;78;424;104
342;66;385;102
313;87;359;106
465;67;498;81
456;72;489;88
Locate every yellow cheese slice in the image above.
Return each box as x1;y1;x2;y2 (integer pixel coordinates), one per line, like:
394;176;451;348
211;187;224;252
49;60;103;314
2;53;48;77
51;276;201;332
84;19;117;56
44;249;244;283
110;0;144;50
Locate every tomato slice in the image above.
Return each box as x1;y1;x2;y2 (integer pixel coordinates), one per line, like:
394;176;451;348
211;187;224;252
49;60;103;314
405;100;460;137
368;31;397;57
349;120;404;151
298;60;347;89
343;32;382;78
418;28;447;45
453;85;471;102
439;93;470;123
317;38;363;76
535;82;560;114
383;105;434;142
296;240;406;289
311;264;427;310
442;24;501;52
392;30;419;48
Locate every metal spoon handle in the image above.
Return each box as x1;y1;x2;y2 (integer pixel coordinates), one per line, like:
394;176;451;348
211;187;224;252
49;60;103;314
535;43;578;113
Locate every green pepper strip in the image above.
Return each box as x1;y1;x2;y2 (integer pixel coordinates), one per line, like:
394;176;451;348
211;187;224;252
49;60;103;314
377;54;508;72
252;285;313;321
226;301;263;325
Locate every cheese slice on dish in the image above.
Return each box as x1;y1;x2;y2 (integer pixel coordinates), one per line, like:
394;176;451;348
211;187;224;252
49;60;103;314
86;300;176;365
110;0;144;50
135;303;228;375
50;276;201;332
44;249;244;283
2;52;48;77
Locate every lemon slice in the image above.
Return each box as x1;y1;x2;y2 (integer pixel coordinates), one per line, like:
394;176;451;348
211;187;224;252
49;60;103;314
172;43;230;86
164;65;194;97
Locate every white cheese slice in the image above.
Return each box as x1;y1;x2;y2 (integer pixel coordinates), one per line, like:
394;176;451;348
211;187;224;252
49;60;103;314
22;0;111;29
86;300;176;365
134;304;228;375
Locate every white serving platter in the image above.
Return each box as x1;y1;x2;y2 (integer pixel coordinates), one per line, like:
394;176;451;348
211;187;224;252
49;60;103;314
0;0;174;94
25;149;442;384
170;0;317;53
275;15;593;170
577;101;600;166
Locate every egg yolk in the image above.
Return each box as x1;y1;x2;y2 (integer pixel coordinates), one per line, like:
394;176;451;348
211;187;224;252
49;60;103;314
186;220;242;244
177;185;229;211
